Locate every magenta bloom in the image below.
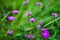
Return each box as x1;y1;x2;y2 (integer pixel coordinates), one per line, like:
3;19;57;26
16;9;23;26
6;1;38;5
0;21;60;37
41;31;50;39
26;35;35;39
27;12;32;16
36;24;41;29
41;28;50;39
12;10;19;14
8;16;15;21
52;13;58;18
29;18;36;22
39;20;43;25
23;2;27;5
36;2;41;6
41;28;48;31
7;30;13;35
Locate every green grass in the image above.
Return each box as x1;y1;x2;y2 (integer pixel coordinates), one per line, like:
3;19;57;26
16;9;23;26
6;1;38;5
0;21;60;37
0;0;60;40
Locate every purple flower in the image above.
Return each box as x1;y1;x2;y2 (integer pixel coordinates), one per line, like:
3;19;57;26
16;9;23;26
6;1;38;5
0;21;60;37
12;10;19;14
41;28;50;39
23;2;27;5
29;18;36;22
36;2;41;6
26;35;35;39
7;30;13;35
8;16;15;21
36;24;41;29
39;20;43;25
41;28;48;31
27;12;32;16
41;31;50;39
52;13;58;18
23;0;29;5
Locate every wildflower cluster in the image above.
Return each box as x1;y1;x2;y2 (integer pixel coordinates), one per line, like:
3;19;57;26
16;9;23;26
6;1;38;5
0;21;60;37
0;0;59;40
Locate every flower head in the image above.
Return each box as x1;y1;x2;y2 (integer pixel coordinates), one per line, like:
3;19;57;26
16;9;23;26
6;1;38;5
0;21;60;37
7;30;13;35
41;28;50;39
26;35;35;39
41;28;48;31
36;24;41;29
23;2;27;5
52;13;58;18
36;2;41;6
27;12;32;16
39;20;43;25
29;18;36;22
12;10;19;14
8;16;15;21
41;31;50;39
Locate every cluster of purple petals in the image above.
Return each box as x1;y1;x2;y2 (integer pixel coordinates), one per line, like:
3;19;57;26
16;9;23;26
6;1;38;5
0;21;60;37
7;30;13;35
41;28;50;39
26;35;35;39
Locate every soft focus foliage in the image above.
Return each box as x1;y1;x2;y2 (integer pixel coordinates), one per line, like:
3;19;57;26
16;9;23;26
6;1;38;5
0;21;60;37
0;0;60;40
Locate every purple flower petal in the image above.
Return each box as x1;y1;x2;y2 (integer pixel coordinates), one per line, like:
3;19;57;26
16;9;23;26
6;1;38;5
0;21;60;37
8;16;15;21
7;30;13;35
41;28;50;39
52;13;58;18
41;31;50;39
36;2;41;6
36;24;41;29
23;2;27;5
39;20;43;25
26;35;35;39
29;18;36;22
41;28;48;31
12;10;19;14
27;12;32;16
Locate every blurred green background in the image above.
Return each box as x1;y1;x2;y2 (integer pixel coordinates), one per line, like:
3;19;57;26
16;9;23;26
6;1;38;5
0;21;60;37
0;0;60;40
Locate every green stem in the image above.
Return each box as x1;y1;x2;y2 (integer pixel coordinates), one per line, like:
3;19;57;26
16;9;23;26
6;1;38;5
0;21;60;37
0;12;10;23
43;17;60;27
9;34;21;40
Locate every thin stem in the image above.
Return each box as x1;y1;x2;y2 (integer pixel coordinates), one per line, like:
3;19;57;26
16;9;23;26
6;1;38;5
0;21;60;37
43;17;60;27
0;12;10;23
